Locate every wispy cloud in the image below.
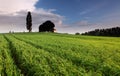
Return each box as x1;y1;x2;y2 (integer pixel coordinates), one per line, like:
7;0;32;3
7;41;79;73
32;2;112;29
79;9;92;15
79;1;107;16
59;19;120;34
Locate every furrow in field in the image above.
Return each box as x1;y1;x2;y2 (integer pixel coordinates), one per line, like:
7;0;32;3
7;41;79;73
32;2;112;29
4;34;88;76
0;35;22;76
3;35;25;76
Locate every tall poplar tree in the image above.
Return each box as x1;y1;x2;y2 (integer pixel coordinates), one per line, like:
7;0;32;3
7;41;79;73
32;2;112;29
26;11;32;32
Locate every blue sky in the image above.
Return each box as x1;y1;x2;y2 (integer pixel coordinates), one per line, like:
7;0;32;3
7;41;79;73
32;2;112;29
35;0;120;24
0;0;120;33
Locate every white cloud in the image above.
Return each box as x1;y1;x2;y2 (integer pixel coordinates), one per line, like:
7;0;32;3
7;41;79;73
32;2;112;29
0;0;39;14
0;10;64;33
0;0;65;33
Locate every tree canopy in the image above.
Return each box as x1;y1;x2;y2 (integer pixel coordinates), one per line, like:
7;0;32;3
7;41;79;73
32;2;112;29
39;20;55;32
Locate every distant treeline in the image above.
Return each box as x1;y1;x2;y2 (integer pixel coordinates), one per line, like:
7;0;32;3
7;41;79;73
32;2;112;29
82;27;120;37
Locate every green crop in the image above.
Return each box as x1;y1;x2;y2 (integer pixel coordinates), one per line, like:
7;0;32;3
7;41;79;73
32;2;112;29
0;32;120;76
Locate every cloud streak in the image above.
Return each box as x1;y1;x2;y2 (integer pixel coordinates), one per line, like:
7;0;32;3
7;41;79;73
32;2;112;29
79;1;107;16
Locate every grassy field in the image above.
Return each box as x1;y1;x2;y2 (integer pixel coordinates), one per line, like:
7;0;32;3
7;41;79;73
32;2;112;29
0;32;120;76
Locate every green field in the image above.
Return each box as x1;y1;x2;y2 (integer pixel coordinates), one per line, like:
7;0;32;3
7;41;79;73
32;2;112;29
0;33;120;76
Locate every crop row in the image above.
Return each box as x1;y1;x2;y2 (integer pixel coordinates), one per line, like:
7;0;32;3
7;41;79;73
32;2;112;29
0;35;23;76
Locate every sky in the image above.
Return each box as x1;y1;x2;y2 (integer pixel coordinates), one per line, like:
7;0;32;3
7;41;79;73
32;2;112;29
0;0;120;33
